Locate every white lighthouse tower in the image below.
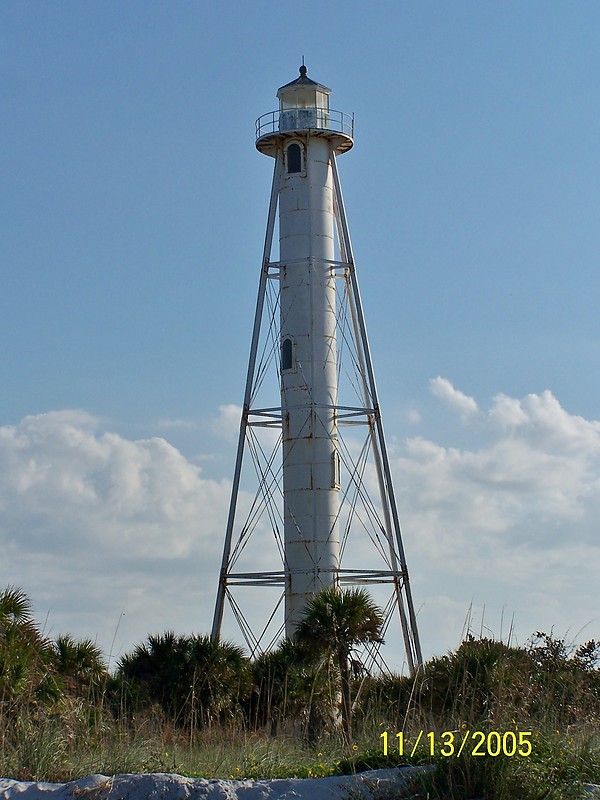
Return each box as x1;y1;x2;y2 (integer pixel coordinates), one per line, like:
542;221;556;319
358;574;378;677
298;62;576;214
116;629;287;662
212;67;422;673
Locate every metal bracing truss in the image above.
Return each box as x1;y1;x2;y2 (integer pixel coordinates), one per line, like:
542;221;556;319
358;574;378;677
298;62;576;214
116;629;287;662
212;153;423;674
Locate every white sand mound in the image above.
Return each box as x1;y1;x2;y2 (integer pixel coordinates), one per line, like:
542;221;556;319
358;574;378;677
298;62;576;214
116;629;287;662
0;767;424;800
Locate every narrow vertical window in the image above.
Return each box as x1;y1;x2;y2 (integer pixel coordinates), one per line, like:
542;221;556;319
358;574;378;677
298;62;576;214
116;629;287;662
331;449;341;489
281;337;293;371
286;142;302;174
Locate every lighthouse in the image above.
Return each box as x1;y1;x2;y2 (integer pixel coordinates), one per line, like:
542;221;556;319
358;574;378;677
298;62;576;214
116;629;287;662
212;67;422;673
266;66;347;631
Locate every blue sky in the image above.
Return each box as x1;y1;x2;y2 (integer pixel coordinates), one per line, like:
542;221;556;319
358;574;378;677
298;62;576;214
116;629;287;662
2;1;599;668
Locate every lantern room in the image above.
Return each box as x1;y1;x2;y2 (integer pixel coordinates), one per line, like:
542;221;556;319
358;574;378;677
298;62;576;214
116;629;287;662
255;66;354;156
277;65;330;131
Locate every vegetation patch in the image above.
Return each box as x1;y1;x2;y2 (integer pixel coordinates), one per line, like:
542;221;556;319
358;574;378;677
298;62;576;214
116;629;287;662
1;585;599;798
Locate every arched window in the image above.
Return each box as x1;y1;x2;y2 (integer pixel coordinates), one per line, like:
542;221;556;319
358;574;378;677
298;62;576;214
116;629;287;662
281;337;293;371
286;142;302;174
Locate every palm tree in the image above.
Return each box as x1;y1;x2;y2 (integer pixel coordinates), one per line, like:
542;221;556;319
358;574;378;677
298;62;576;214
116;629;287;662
249;636;319;734
0;586;55;703
53;633;107;697
186;634;248;727
294;587;384;742
118;631;189;719
0;587;34;628
118;631;248;728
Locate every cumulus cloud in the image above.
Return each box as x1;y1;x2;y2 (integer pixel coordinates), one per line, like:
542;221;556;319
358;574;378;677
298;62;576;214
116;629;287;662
407;408;422;424
0;410;234;656
0;410;231;560
398;385;600;549
392;382;600;655
212;404;242;443
429;376;479;419
1;385;599;664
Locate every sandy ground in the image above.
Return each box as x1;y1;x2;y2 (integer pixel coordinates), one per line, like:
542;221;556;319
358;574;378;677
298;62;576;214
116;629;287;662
0;767;425;800
2;768;599;799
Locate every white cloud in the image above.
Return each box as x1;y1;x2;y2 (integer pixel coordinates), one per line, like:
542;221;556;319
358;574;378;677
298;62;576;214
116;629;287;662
429;376;479;419
1;386;599;664
0;410;231;560
407;408;422;424
212;404;242;443
490;389;600;456
0;411;233;656
392;383;600;655
399;385;600;549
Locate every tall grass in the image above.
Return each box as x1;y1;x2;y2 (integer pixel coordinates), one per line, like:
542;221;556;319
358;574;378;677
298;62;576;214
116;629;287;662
1;586;599;797
0;702;351;782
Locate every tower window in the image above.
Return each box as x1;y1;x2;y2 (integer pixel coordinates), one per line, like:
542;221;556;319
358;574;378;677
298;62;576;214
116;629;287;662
286;143;302;174
331;449;341;489
281;337;293;371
